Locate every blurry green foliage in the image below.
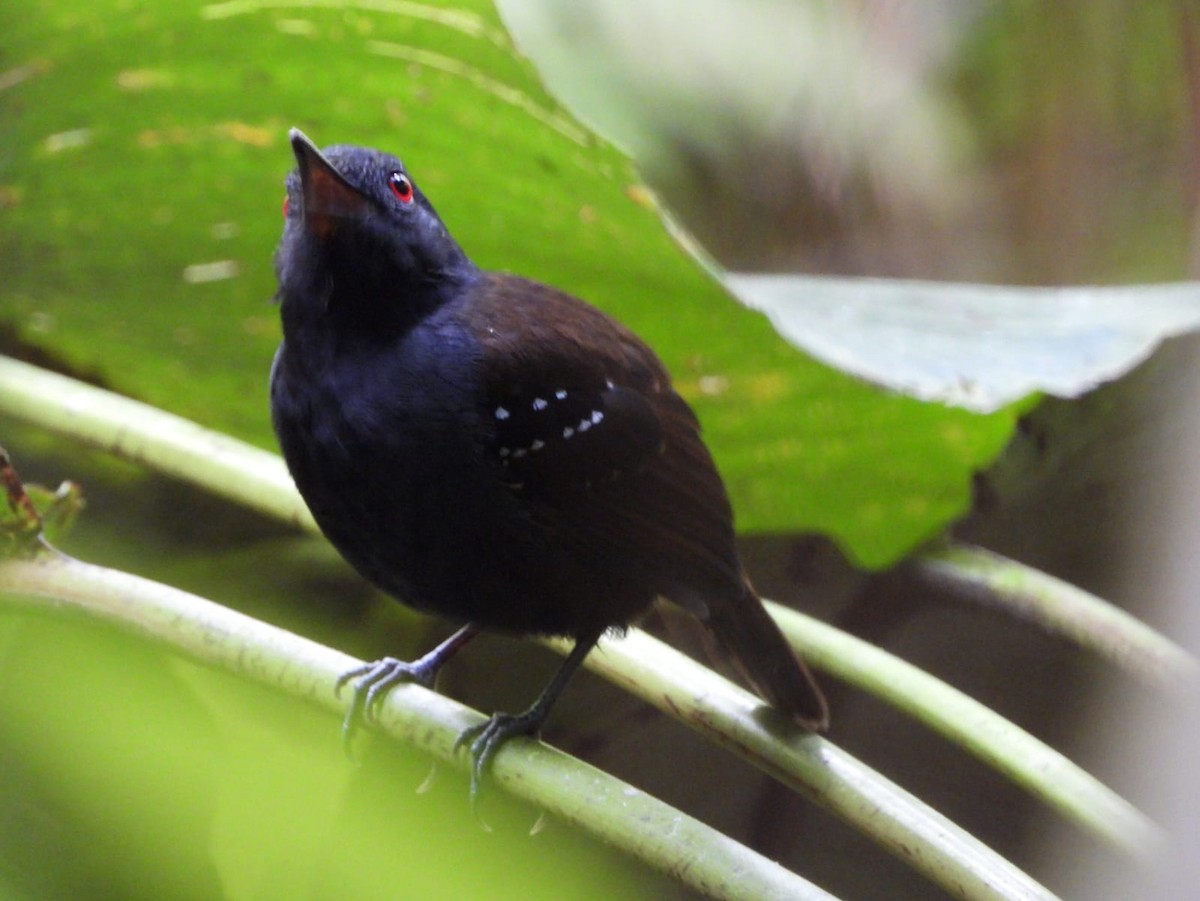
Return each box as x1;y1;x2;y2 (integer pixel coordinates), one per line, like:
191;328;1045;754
0;3;1191;897
0;610;661;900
0;0;1017;569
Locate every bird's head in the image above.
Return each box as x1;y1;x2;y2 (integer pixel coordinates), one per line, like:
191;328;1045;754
276;129;474;325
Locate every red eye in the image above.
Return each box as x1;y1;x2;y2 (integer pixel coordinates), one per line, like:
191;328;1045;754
388;172;414;204
282;196;290;218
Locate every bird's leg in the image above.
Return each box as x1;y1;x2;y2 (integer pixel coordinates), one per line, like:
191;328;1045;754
336;623;479;748
455;629;603;807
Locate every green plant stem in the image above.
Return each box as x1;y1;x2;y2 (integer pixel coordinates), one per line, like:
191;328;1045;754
764;602;1163;857
915;541;1198;688
2;355;1188;690
0;355;1166;873
0;551;834;901
2;548;1060;901
555;631;1059;901
0;356;314;532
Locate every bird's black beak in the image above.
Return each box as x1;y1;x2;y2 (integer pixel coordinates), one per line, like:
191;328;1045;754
290;128;370;238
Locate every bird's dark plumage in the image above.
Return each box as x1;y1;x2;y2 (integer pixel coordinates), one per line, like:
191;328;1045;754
270;129;828;796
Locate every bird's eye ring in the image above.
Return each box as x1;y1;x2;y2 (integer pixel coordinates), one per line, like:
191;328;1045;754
388;172;414;204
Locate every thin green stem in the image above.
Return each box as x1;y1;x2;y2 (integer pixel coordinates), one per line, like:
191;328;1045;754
764;602;1163;857
0;552;833;901
557;631;1060;901
0;356;314;532
915;541;1198;687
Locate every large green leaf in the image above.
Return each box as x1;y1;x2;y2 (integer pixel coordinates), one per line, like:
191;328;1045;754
0;0;1017;567
727;274;1200;412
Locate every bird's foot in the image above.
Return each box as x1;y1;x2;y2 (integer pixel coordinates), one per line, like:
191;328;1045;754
454;708;545;811
335;656;438;751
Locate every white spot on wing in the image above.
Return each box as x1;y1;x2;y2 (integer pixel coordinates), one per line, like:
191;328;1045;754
578;418;591;432
532;398;548;411
183;260;239;284
591;410;604;424
563;426;575;439
555;389;567;400
530;439;545;451
495;406;510;420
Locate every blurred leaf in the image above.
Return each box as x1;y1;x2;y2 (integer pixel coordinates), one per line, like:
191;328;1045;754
0;612;661;900
727;274;1200;413
0;444;81;554
495;0;975;269
0;0;1016;567
31;480;85;543
0;454;38;555
20;480;84;545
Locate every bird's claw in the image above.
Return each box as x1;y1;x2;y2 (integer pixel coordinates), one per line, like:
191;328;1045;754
454;710;542;813
336;657;435;752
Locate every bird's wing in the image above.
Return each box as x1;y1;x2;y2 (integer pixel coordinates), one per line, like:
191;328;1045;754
464;274;744;602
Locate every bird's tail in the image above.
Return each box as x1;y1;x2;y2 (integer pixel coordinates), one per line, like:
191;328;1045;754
707;580;829;731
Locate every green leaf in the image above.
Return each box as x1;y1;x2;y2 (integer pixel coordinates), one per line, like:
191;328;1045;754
727;274;1200;413
0;0;1017;567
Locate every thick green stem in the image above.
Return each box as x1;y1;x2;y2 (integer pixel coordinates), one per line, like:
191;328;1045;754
0;552;833;901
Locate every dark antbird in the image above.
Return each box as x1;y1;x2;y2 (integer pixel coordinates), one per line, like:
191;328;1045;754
270;128;828;798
